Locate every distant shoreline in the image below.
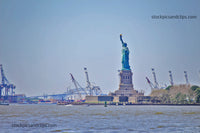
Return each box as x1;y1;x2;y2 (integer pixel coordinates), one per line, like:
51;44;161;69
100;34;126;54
7;103;200;106
109;104;200;106
58;102;200;106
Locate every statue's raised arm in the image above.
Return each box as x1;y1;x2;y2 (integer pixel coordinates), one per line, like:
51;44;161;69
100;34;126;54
120;34;124;44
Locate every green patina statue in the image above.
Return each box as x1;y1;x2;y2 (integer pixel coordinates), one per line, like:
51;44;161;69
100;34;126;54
120;34;131;70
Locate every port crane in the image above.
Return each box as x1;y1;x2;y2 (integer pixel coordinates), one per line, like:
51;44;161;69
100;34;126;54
169;71;174;86
146;68;168;92
184;71;189;85
146;68;159;91
70;73;88;100
152;68;159;89
146;77;156;91
31;68;102;100
84;67;92;95
0;64;16;99
199;70;200;82
84;67;102;96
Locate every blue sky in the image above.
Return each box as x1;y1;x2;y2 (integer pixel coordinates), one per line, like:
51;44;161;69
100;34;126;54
0;0;200;96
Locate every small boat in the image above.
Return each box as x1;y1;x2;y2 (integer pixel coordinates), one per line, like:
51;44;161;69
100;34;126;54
57;101;71;105
65;104;73;107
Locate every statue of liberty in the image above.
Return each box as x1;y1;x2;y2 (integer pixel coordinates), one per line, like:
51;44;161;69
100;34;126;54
120;34;130;70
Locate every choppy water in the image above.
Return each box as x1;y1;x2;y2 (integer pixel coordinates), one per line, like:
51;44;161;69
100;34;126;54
0;104;200;133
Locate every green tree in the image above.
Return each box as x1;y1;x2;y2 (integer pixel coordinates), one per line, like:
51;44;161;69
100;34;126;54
180;94;187;104
165;85;172;90
175;93;181;104
161;94;170;104
190;85;199;91
194;88;200;103
174;93;187;104
170;97;176;104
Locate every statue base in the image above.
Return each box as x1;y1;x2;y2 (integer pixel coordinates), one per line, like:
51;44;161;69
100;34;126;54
109;70;144;101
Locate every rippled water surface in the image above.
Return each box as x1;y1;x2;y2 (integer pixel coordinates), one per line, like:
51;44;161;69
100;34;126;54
0;104;200;132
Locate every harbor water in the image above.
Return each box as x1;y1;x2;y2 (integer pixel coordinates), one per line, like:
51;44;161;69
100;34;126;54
0;104;200;132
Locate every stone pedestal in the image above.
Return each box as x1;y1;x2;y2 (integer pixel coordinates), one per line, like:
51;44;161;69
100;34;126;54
109;69;144;103
114;70;137;96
